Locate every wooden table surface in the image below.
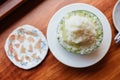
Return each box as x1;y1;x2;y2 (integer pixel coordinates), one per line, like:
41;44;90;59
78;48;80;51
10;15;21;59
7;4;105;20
0;0;26;20
0;0;119;80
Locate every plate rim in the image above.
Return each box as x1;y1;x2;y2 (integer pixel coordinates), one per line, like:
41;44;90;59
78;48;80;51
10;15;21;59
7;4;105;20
113;0;120;32
47;3;112;68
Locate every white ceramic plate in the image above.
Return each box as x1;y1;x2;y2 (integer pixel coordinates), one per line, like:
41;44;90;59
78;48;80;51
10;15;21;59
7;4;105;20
113;0;120;31
4;25;48;69
47;3;112;68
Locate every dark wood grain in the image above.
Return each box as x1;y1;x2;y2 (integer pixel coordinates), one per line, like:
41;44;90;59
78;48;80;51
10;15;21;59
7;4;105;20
0;0;26;20
0;0;119;80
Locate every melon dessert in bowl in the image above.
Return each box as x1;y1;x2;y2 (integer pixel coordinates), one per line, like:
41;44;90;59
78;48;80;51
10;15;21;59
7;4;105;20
57;10;103;54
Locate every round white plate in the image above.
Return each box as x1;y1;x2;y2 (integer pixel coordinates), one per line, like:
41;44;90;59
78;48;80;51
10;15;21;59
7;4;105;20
47;3;112;68
113;0;120;31
5;25;48;69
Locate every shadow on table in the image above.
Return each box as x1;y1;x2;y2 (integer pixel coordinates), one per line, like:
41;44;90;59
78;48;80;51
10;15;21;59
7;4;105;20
0;0;44;34
0;0;7;5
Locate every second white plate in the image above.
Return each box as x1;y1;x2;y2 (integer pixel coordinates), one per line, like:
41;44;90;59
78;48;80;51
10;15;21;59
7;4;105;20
113;0;120;31
47;3;112;68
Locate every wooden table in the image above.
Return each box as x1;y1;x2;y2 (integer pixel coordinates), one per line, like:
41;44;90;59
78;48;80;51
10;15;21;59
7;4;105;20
0;0;26;20
0;0;119;80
